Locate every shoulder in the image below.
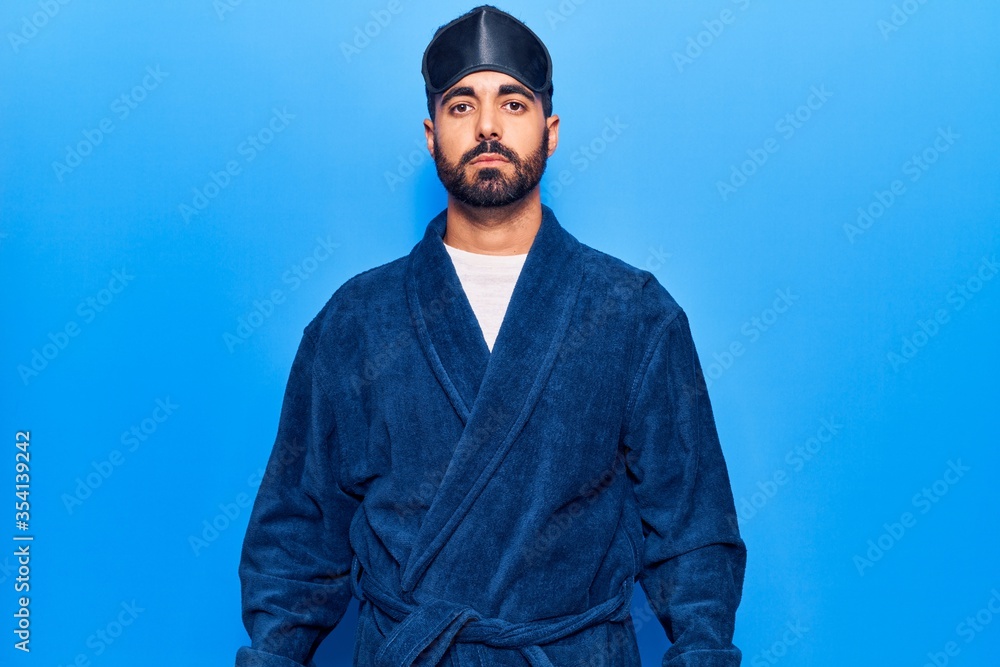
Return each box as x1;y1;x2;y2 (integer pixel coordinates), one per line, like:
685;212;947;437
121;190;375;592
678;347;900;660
303;255;410;340
569;239;689;389
574;240;684;327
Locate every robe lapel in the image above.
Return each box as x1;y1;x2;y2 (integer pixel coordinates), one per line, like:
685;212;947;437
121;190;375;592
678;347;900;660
401;203;585;592
405;207;491;425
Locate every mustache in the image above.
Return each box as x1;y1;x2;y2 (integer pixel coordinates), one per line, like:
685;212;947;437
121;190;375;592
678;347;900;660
462;140;518;165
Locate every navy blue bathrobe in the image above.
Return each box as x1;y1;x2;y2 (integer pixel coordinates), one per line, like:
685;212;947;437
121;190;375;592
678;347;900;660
236;204;747;667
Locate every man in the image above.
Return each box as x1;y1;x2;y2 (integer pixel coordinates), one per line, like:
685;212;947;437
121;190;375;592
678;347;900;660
236;5;746;667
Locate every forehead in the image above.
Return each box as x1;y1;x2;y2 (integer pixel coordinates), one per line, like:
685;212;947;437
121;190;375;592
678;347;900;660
441;70;535;97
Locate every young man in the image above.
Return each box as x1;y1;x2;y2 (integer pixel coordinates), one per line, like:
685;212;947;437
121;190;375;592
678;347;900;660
236;5;746;667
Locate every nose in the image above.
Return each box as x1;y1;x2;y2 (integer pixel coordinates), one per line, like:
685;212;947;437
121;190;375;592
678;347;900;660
475;104;501;142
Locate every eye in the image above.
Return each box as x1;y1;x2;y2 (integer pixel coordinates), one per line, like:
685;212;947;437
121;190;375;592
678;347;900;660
451;102;471;114
506;101;525;112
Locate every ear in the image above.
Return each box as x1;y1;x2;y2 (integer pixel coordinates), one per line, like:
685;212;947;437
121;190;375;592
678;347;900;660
423;118;435;157
545;114;560;157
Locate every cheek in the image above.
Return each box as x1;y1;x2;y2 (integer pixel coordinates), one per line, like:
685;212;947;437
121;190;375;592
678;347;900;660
510;127;546;157
435;123;472;151
435;137;468;164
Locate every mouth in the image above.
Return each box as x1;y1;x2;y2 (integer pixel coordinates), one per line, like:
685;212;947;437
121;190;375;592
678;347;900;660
470;154;510;165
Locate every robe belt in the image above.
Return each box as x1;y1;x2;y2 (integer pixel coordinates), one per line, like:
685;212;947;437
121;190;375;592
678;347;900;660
350;555;633;667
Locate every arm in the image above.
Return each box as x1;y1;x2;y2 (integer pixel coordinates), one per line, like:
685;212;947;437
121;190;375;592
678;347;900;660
236;322;362;667
623;308;747;667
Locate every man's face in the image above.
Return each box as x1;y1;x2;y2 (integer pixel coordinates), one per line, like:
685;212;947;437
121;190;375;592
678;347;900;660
424;70;559;208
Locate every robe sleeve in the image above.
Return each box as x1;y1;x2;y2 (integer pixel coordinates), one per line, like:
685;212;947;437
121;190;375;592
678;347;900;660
623;306;747;667
235;321;361;667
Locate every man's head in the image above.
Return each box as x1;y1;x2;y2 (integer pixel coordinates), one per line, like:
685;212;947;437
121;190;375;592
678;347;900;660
421;5;558;209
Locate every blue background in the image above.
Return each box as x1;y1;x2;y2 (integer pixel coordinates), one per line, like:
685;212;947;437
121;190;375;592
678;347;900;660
2;1;998;665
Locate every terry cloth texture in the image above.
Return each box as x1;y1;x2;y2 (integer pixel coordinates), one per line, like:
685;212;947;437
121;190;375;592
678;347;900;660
236;204;747;667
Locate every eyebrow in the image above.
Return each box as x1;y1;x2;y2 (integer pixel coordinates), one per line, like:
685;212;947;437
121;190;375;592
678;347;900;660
439;83;535;107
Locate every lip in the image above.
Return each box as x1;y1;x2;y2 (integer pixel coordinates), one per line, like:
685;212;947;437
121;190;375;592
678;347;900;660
470;154;509;165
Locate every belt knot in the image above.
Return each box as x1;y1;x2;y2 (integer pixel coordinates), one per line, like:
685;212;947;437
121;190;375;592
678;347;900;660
351;555;633;667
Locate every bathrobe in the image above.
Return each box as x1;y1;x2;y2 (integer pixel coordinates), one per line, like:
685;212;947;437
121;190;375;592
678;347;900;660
236;204;747;667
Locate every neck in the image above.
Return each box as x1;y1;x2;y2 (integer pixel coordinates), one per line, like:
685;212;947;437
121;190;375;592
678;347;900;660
442;189;542;255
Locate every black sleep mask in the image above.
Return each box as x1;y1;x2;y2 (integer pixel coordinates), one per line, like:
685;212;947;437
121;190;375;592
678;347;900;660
422;5;553;97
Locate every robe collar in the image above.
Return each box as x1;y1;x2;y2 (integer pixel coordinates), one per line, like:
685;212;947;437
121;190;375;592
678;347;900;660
402;203;585;591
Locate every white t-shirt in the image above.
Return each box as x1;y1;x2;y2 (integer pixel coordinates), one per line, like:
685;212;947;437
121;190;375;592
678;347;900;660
443;242;528;352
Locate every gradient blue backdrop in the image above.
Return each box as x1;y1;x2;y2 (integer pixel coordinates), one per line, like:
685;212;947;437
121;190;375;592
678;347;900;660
2;1;998;665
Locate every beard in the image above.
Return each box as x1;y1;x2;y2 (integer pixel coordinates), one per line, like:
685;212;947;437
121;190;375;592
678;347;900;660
433;126;549;208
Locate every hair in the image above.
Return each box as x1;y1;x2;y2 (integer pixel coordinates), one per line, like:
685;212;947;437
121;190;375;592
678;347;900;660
426;83;553;122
